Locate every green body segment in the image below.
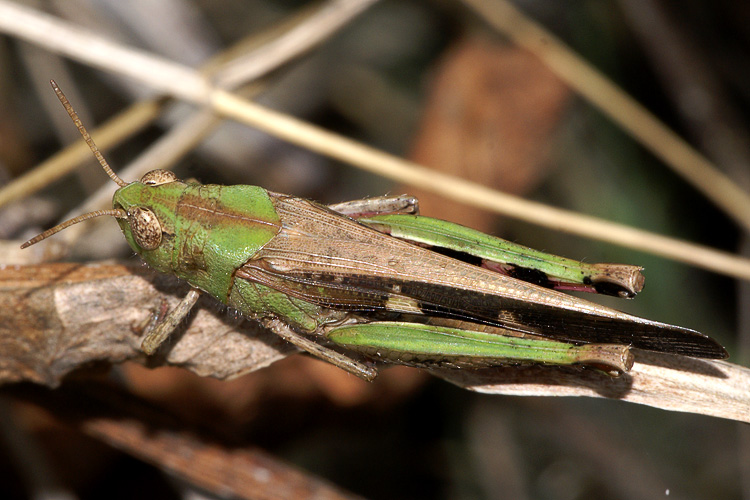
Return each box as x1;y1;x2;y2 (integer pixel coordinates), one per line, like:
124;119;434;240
359;214;619;290
229;279;324;331
327;321;633;371
113;181;282;302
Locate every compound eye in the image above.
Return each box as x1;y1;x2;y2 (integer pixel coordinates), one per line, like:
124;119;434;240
141;169;178;186
128;207;162;250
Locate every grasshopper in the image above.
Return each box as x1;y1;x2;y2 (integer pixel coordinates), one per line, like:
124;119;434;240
22;81;728;381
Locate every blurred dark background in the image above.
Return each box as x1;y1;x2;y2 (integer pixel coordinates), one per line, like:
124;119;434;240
0;0;747;498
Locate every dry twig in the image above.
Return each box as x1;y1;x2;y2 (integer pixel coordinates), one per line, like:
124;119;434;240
0;262;293;386
460;0;750;231
1;262;747;422
0;0;749;280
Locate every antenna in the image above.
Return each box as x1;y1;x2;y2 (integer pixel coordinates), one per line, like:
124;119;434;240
50;79;127;187
21;209;127;248
20;81;131;249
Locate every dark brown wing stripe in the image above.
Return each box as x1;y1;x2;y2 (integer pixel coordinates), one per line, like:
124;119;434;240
238;263;727;359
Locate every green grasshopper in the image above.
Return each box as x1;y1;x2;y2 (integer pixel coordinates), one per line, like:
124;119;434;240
22;81;728;381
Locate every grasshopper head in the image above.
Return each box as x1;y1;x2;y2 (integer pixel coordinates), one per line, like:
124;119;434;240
111;169;187;273
20;81;183;276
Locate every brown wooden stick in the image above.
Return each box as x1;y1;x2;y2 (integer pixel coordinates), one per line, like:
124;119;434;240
0;262;293;386
2;262;748;423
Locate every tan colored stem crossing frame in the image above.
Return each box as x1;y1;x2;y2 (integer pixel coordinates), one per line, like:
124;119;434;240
0;0;749;281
